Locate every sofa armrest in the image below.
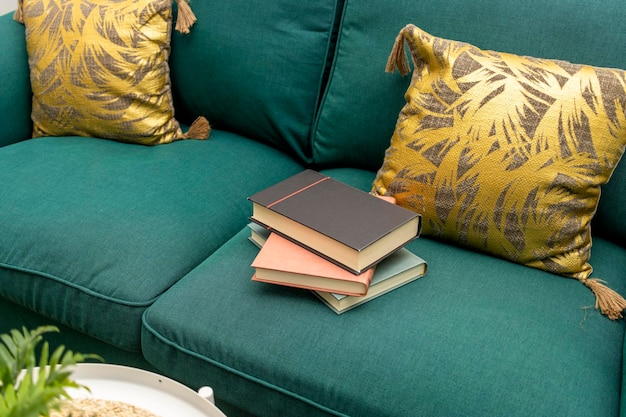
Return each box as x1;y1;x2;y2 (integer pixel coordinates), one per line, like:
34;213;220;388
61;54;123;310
0;12;32;148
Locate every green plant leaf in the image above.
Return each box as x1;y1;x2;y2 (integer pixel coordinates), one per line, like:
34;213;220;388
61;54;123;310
0;326;101;417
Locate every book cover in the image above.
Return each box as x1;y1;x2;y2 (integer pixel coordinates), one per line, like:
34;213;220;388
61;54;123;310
248;170;421;273
251;232;375;296
247;222;269;249
313;249;427;314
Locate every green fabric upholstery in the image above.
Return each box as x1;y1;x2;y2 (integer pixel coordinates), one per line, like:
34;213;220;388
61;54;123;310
168;0;342;162
0;131;303;351
312;0;626;170
0;297;154;371
0;13;32;148
143;209;626;417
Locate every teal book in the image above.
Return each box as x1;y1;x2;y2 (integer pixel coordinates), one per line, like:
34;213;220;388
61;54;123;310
313;249;426;314
248;221;269;248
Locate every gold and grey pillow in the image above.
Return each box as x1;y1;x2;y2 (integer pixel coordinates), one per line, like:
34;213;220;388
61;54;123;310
373;25;626;318
17;0;208;145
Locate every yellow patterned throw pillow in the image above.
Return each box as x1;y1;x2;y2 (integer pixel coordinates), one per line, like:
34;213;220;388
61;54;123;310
16;0;209;145
373;25;626;319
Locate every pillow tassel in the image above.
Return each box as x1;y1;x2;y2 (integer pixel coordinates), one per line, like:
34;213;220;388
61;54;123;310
183;116;211;140
386;28;411;76
581;278;626;320
175;0;197;34
13;0;24;24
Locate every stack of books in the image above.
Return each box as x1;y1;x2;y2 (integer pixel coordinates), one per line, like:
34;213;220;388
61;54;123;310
247;169;427;313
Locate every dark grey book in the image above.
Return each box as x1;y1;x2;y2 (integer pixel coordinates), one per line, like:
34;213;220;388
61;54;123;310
248;169;421;274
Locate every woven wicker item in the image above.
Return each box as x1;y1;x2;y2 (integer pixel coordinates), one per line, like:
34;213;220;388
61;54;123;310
50;398;162;417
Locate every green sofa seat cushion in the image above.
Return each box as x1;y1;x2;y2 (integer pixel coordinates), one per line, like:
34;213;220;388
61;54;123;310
169;0;342;163
0;132;304;351
142;169;626;417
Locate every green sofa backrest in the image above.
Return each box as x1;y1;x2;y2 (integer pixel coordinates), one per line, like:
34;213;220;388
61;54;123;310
0;13;31;148
168;0;343;163
312;0;626;244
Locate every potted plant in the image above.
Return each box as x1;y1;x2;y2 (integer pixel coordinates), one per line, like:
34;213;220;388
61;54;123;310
0;325;100;417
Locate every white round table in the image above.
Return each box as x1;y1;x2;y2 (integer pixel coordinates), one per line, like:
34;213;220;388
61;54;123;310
66;363;228;417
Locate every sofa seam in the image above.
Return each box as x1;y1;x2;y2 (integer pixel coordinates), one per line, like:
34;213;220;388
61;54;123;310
308;0;347;169
0;261;157;308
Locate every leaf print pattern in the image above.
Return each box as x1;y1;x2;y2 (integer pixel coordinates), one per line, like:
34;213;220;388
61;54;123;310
22;0;186;145
373;25;626;279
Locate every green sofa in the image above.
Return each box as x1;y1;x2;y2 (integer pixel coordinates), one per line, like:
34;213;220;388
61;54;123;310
1;1;625;416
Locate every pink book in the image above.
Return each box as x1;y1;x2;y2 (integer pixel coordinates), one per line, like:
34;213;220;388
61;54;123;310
251;232;375;296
